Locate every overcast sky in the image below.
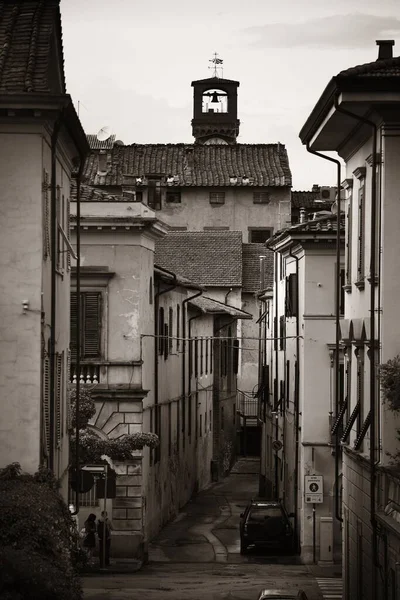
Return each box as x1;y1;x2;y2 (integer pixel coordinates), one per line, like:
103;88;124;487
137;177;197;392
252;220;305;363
61;0;400;190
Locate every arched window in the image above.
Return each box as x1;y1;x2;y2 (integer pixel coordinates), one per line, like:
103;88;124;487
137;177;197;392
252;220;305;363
202;89;228;114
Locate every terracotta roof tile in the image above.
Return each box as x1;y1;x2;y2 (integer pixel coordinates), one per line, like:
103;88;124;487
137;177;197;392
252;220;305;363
189;295;252;319
0;0;65;94
268;213;345;247
155;231;243;287
86;134;116;150
82;143;292;188
242;244;274;293
337;56;400;79
291;190;332;210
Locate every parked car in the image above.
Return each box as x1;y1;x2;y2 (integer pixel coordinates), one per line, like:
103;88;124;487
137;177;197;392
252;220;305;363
257;590;308;600
239;500;294;554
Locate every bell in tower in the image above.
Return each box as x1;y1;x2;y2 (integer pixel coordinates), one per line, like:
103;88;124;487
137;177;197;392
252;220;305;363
191;55;240;145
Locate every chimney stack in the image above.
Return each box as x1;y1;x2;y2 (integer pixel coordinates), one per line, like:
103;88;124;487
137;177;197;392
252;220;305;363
376;40;395;61
300;207;307;223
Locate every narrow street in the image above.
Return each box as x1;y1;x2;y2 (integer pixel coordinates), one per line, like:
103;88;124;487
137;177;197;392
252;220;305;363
82;458;341;599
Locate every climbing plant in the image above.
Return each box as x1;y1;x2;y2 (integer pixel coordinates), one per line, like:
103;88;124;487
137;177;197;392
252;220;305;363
380;355;400;412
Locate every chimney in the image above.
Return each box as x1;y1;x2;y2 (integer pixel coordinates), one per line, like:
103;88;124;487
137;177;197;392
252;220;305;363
299;207;307;223
312;184;319;192
376;40;394;61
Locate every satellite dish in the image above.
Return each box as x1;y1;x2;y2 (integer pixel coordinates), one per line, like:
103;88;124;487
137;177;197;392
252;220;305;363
97;126;112;142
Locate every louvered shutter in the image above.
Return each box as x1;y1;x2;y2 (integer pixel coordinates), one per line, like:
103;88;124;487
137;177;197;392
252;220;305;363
55;352;63;446
357;185;365;279
82;292;102;358
346;202;352;284
43;170;50;259
70;292;78;361
66;349;72;429
43;357;50;456
66;197;71;271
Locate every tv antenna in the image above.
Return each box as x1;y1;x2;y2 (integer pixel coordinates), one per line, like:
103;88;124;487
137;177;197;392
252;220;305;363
96;125;112;142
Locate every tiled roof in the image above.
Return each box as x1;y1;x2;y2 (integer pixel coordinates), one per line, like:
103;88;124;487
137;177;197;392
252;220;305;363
242;244;274;293
189;295;252;319
82;143;292;188
0;0;65;94
71;182;121;202
86;134;116;150
268;213;345;247
291;191;332;210
337;56;400;79
155;231;243;287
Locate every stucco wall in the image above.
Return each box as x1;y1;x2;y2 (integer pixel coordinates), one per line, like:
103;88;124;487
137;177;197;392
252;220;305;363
159;186;291;240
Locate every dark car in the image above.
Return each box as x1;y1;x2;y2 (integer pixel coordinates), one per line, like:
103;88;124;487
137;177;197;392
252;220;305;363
257;590;308;600
239;500;294;554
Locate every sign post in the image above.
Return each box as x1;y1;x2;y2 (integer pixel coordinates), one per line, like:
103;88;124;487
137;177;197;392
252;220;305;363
304;475;323;504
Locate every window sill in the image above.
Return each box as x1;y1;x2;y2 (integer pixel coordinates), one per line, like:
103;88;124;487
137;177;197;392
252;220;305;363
343;284;352;294
354;279;365;290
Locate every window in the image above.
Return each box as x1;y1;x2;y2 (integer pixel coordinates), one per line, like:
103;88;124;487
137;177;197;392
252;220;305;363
279;316;286;351
339;268;345;315
286;360;290;409
248;228;273;243
176;304;180;350
194;338;199;377
166;191;181;203
253;191;270;204
169;308;173;352
168;403;172;456
149;277;153;305
285;273;298;317
355;347;364;440
70;292;102;361
164;323;169;359
233;339;239;374
346;195;353;285
356;180;366;282
147;178;162;210
209;191;225;205
158;307;165;355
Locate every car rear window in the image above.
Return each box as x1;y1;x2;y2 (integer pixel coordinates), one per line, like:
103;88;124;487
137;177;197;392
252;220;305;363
247;506;283;522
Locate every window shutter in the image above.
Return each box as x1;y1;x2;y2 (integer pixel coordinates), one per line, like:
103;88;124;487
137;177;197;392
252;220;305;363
82;292;102;358
55;352;63;447
346;201;352;284
158;308;164;355
357;185;365;279
287;273;298;317
66;349;71;429
70;292;78;361
66;198;71;271
43;357;50;456
233;339;239;374
43;170;50;259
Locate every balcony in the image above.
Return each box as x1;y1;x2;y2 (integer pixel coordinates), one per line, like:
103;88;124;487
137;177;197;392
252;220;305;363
237;390;259;426
71;363;100;385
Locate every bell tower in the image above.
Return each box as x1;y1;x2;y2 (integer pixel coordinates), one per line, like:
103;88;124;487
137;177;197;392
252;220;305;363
191;56;240;145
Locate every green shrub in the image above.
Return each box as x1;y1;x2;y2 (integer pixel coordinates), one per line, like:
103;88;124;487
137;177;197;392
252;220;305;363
380;355;400;412
0;463;83;600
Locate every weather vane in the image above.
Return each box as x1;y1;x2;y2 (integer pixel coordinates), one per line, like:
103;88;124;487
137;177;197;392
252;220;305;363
208;52;223;78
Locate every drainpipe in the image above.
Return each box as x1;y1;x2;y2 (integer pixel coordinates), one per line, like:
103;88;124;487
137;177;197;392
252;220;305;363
49;116;63;473
333;96;379;595
188;310;203;444
288;246;300;554
224;287;233;305
306;142;343;525
182;290;203;445
70;149;87;517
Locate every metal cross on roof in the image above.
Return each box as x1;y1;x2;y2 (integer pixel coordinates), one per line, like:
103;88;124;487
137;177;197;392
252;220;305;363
208;52;223;78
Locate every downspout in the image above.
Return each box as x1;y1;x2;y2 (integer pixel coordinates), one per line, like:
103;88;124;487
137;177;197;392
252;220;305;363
71;149;87;517
270;248;280;499
306;142;343;524
288;246;300;554
49;116;63;472
182;290;203;444
224;287;233;305
333;96;379;594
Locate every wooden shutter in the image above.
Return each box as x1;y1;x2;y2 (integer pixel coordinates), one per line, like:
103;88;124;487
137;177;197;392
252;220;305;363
357;185;365;279
55;352;63;446
233;339;239;374
82;292;102;358
70;292;78;361
66;197;71;271
286;273;298;317
43;357;50;456
42;170;50;259
158;307;164;355
346;201;352;284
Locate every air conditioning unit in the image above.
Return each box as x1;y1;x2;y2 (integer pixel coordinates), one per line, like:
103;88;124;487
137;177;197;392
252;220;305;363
320;186;333;201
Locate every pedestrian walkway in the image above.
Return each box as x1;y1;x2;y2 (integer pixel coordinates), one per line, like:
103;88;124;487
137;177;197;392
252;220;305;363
316;577;342;599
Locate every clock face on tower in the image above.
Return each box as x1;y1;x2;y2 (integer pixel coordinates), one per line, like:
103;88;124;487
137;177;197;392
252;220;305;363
204;137;229;145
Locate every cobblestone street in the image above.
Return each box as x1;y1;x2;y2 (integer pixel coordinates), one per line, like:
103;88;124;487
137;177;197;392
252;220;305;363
82;458;341;599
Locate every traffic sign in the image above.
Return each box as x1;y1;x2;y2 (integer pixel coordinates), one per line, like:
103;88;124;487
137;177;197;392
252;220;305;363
272;440;283;452
305;475;323;504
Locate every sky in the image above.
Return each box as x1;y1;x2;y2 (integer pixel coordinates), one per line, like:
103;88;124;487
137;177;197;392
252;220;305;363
61;0;400;190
